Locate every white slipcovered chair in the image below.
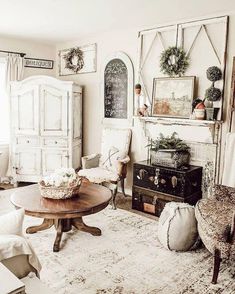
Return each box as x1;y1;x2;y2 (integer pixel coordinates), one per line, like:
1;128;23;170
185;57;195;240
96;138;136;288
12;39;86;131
0;188;41;278
78;128;132;209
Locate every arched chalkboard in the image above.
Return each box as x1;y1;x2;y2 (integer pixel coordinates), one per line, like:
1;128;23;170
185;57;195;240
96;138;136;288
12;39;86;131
104;58;128;119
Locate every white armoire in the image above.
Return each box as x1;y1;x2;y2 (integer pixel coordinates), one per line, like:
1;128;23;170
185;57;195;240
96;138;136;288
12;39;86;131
10;75;82;185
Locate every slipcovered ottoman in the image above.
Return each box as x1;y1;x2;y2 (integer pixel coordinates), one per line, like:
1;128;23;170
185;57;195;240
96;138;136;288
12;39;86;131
158;202;198;251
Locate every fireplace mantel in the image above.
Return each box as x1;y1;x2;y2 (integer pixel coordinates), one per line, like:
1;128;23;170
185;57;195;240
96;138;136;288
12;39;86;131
133;116;223;197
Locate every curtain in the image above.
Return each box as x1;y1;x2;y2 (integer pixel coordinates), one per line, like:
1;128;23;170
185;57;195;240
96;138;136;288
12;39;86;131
222;133;235;187
6;54;24;88
5;54;24;178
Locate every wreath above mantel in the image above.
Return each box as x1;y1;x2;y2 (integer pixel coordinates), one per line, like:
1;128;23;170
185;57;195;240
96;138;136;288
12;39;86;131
160;46;189;77
63;47;84;73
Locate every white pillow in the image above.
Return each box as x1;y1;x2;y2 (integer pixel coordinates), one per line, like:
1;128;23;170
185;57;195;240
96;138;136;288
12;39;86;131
100;146;126;173
157;202;198;251
0;209;24;236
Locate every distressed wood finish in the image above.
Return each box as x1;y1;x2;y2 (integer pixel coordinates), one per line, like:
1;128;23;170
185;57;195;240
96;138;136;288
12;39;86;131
101;52;134;127
137;16;228;119
10;76;82;185
11;183;112;252
229;57;235;132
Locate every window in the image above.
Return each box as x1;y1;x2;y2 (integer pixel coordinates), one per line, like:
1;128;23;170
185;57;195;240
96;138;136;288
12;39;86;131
0;59;8;143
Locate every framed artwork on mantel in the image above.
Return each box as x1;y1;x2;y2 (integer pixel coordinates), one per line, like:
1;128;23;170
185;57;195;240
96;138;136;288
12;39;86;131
152;76;195;118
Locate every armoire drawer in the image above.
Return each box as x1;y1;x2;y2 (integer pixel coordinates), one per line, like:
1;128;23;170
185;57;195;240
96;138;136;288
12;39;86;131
16;137;39;146
43;138;68;147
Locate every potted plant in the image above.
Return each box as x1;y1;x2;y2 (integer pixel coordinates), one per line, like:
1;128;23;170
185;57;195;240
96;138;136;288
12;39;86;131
147;132;190;168
204;66;222;120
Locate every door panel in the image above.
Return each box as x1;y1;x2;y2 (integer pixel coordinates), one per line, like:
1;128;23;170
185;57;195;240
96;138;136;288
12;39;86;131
15;148;41;176
13;86;39;136
40;85;68;136
42;149;69;176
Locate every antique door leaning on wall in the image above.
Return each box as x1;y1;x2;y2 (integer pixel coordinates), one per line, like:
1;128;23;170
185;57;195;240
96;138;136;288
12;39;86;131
102;52;134;126
135;15;228;196
229;57;235;132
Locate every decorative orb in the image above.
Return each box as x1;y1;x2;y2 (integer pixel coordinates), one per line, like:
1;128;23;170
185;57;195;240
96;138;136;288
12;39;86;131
157;202;198;251
206;66;222;82
205;86;221;101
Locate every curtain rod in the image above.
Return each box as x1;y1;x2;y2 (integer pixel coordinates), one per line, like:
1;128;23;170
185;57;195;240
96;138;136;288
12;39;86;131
0;49;26;57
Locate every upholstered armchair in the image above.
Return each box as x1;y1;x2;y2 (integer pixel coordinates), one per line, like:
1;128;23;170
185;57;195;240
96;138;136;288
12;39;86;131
195;184;235;284
78;128;132;209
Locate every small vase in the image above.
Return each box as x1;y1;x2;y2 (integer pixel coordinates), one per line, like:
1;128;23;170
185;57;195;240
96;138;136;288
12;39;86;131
205;108;214;120
213;107;220;120
194;109;205;120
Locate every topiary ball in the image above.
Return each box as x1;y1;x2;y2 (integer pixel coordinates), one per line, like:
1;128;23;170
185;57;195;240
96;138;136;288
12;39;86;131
206;66;222;82
205;86;221;101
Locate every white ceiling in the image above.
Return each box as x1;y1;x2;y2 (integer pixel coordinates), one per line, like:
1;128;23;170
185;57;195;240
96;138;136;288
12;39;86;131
0;0;234;44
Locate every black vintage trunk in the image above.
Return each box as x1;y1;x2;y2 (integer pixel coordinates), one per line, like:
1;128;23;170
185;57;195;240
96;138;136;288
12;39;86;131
132;160;202;217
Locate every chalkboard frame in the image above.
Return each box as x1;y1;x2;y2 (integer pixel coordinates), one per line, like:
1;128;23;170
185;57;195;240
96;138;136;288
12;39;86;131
101;52;134;126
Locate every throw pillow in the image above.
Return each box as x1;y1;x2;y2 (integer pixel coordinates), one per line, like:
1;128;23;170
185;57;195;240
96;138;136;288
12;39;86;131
157;202;198;251
0;208;24;236
100;146;126;173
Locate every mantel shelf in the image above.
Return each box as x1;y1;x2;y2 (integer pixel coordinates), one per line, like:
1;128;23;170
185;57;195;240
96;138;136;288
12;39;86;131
136;116;223;127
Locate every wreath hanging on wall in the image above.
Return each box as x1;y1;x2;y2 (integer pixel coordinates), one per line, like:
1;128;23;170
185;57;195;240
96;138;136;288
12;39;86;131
160;46;189;77
63;47;84;73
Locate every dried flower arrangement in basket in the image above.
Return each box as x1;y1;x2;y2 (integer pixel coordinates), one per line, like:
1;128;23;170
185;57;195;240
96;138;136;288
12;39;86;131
39;168;82;200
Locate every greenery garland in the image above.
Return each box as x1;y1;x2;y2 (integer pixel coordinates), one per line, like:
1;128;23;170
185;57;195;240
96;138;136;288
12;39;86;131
64;47;84;73
146;132;190;152
160;46;189;77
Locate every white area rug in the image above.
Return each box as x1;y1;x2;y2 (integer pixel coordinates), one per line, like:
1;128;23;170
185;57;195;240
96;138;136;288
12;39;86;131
23;207;235;294
0;188;234;293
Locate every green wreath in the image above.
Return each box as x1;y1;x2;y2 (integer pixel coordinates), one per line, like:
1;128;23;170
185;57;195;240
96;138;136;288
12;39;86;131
160;46;189;77
64;47;84;73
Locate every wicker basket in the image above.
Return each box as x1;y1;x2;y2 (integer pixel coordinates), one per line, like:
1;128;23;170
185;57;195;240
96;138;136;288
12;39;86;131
39;177;82;200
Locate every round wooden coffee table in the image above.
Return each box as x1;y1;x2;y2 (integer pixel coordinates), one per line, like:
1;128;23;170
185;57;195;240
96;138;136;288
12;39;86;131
11;182;112;252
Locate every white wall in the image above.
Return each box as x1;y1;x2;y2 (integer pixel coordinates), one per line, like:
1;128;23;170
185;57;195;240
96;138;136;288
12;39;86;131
56;10;235;192
0;36;56;77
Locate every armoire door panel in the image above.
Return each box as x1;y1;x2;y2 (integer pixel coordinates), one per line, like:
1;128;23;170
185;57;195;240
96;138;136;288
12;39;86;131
14;86;39;136
40;85;68;136
42;149;69;176
15;148;41;176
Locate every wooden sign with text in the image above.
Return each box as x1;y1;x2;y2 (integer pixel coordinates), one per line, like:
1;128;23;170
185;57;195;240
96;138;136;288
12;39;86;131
25;58;54;69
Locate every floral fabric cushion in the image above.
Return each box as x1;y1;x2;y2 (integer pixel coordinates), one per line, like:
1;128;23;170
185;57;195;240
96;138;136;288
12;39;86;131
195;198;235;259
210;184;235;203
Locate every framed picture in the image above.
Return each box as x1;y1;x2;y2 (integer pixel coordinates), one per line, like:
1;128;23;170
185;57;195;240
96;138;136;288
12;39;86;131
152;76;195;118
58;43;97;76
